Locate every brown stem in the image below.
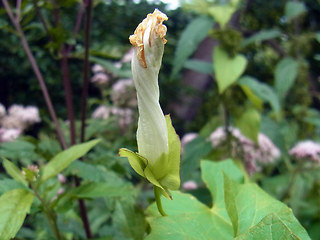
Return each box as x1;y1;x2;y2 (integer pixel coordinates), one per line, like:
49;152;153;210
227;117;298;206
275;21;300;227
67;3;85;53
61;46;76;145
2;0;67;149
78;0;93;238
80;0;92;143
15;0;21;21
50;1;92;236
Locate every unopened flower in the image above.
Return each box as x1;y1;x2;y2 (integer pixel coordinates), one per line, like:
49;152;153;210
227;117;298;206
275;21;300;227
119;9;181;199
129;9;169;162
92;105;111;120
57;188;65;195
182;180;198;190
289;140;320;163
58;173;67;183
22;165;39;182
51;188;65;202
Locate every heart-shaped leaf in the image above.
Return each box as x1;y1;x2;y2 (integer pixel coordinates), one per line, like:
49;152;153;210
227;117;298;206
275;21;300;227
213;46;247;93
146;160;310;239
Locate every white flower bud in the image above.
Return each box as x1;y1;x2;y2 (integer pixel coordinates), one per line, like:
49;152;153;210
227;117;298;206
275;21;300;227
129;9;169;165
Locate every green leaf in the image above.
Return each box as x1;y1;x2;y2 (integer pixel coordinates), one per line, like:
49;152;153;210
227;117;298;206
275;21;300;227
113;201;147;240
274;57;299;102
171;17;214;77
239;76;280;113
41;139;100;182
285;1;307;22
0;179;28;195
181;137;212;181
316;32;320;44
234;108;261;143
2;158;28;186
241;29;281;47
90;56;132;78
223;175;310;239
0;139;39;164
214;46;247;93
146;191;233;240
208;5;236;29
0;189;34;240
184;59;213;74
146;160;243;239
235;213;300;240
146;160;309;239
73;182;135;199
67;160;126;185
240;84;264;110
201;160;243;210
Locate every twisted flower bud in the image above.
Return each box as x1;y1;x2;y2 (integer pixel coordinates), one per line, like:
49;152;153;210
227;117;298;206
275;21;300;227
129;9;169;166
119;9;180;200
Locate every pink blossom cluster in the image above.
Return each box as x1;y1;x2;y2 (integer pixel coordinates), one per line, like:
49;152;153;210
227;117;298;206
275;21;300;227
181;132;198;153
289;140;320;163
0;103;41;143
90;49;138;134
92;105;134;132
90;48;134;87
182;180;198;190
209;126;281;175
91;63;110;86
111;79;137;107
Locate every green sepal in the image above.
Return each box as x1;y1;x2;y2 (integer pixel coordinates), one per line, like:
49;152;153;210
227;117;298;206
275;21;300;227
144;167;172;200
159;115;181;191
119;148;147;177
119;149;172;199
119;115;181;200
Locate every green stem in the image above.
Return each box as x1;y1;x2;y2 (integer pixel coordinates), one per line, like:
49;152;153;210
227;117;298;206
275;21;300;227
153;186;167;217
281;161;304;202
32;186;62;240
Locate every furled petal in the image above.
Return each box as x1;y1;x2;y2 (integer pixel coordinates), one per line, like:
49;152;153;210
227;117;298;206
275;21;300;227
129;9;169;165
